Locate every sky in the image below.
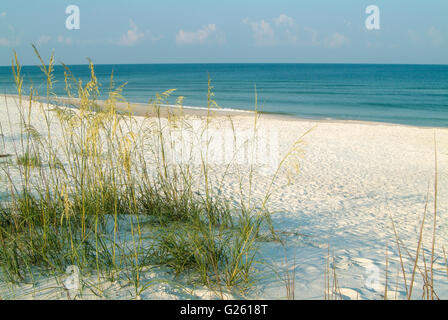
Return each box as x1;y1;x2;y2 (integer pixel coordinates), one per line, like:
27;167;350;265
0;0;447;65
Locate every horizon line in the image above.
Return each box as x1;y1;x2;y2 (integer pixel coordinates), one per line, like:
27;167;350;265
1;62;448;67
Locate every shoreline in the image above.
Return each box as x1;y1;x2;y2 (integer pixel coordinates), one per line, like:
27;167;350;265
3;93;445;130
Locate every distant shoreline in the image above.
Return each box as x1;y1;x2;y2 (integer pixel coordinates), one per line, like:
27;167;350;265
3;93;446;130
1;62;448;68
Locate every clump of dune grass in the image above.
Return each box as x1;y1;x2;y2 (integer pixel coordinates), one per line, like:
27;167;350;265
17;152;42;168
0;48;307;299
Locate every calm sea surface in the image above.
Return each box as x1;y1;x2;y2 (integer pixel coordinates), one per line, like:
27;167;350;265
1;63;447;127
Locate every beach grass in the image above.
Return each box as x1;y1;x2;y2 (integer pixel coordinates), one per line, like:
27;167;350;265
0;48;300;298
16;152;42;168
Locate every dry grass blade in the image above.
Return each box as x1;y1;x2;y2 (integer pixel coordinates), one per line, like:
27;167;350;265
389;214;408;297
443;247;448;280
408;186;429;299
430;132;438;299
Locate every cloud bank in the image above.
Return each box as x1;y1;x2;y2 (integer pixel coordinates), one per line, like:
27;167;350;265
176;24;222;45
119;20;145;46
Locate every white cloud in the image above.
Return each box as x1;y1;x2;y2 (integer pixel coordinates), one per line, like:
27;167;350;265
57;35;72;45
244;15;349;48
325;33;350;48
36;35;51;46
302;28;349;48
428;26;444;46
274;14;295;27
304;27;319;46
408;30;420;43
408;27;445;47
119;20;144;46
244;15;300;46
0;38;10;46
275;14;298;44
176;24;220;45
243;18;275;46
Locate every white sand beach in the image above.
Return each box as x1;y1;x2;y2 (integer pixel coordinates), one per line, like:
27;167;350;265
0;94;447;300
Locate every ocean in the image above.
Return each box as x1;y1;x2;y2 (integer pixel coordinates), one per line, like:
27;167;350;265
1;63;447;127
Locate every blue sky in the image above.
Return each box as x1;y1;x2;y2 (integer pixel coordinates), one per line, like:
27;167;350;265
0;0;447;65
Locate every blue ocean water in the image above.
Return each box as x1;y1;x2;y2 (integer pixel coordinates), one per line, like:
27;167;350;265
0;63;447;127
